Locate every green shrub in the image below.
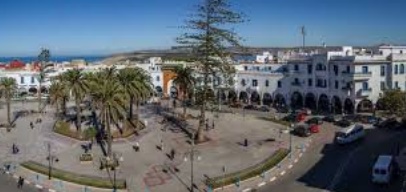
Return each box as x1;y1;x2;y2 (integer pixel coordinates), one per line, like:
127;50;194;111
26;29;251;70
21;161;126;189
206;148;289;189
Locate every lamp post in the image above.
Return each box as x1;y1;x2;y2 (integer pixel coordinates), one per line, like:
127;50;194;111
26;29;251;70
289;124;294;158
184;132;201;192
46;143;59;180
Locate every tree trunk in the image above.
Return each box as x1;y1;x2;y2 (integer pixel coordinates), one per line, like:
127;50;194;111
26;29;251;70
106;108;112;158
6;94;11;127
196;72;208;142
76;98;82;134
62;97;67;116
182;90;187;118
56;100;60;118
129;96;134;120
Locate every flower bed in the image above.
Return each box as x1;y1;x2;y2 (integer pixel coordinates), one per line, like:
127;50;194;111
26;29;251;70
21;161;126;189
205;148;289;189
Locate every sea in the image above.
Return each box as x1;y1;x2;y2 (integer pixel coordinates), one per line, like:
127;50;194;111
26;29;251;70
0;56;106;63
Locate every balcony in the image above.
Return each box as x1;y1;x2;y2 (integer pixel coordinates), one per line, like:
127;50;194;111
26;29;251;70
357;88;372;98
291;82;302;87
283;70;301;76
342;71;372;80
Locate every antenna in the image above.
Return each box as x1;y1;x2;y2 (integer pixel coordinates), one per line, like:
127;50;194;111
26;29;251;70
301;26;306;48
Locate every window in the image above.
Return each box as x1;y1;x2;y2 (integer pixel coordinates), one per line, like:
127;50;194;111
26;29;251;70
346;66;351;73
277;81;282;88
20;76;24;84
316;63;325;71
294;64;299;71
31;76;35;83
380;82;386;90
241;79;246;86
335;81;339;89
307;64;313;74
395;81;399;89
252;79;258;87
333;65;338;75
395;65;399;74
308;78;312;87
156;76;160;82
401;64;405;74
380;65;386;76
294;78;299;83
244;66;247;71
362;66;368;74
362;82;369;90
265;80;269;87
268;67;272;71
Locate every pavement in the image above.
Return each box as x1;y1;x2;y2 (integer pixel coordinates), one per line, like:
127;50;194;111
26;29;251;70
0;101;306;192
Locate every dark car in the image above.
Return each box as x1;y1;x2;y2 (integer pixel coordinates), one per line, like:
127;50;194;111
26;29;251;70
306;117;323;125
276;107;289;113
334;119;352;128
323;115;337;123
292;125;311;137
376;118;400;129
283;113;298;122
257;106;270;112
243;105;257;110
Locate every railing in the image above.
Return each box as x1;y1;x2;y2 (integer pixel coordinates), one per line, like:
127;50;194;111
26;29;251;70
291;82;301;86
342;71;372;78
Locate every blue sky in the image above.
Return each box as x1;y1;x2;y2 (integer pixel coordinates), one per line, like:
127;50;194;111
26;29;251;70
0;0;405;56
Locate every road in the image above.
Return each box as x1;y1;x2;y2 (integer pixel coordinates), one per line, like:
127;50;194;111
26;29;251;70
0;173;37;192
259;123;404;192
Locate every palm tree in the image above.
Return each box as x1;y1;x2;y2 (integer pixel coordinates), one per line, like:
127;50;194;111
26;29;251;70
37;48;50;112
173;66;195;117
49;81;67;117
0;78;17;127
117;67;152;120
60;69;88;134
88;69;127;158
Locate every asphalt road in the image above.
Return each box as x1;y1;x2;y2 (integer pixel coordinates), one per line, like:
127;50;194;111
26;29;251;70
0;173;37;192
259;124;404;192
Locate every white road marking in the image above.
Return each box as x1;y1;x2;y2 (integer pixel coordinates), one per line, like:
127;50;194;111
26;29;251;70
25;180;30;184
258;182;266;187
49;189;57;192
12;175;18;179
299;153;303;157
35;184;43;189
280;171;286;176
294;159;298;163
270;177;276;182
242;188;251;192
288;164;293;169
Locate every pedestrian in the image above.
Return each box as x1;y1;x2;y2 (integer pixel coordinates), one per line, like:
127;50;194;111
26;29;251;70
133;142;140;152
205;122;209;131
170;149;175;160
30;122;33;129
212;120;215;129
17;176;22;188
160;139;164;151
20;177;24;188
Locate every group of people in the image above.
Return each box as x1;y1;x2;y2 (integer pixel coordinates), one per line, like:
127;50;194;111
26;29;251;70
17;176;25;189
29;118;42;129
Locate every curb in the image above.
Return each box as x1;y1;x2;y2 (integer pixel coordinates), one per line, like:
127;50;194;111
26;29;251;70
213;138;313;192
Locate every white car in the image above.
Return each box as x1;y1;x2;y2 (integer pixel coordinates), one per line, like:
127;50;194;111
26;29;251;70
335;124;365;145
372;155;394;184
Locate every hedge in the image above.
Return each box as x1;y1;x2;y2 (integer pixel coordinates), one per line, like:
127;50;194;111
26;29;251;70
21;161;126;189
206;148;289;189
257;116;291;127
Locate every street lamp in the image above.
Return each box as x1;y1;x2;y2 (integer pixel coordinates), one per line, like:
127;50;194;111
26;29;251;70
46;143;59;180
289;124;294;158
184;132;201;192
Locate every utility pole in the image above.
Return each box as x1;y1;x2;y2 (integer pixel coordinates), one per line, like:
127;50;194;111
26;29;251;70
301;26;306;49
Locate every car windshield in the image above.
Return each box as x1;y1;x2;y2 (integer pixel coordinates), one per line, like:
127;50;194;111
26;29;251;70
336;132;347;138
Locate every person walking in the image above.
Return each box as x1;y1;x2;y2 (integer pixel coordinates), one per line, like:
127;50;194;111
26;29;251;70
212;120;215;129
17;177;22;188
170;149;175;160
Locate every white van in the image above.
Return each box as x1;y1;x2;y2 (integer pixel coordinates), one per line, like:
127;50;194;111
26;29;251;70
372;155;394;184
335;124;365;145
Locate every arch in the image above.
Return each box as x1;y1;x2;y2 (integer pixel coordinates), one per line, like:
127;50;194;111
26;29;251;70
28;87;37;93
318;94;329;114
344;98;355;114
239;91;248;103
290;92;303;110
20;92;28;97
262;93;273;106
155;86;163;93
357;99;373;113
331;96;342;114
304;93;317;111
40;86;48;94
375;98;385;110
274;93;286;108
250;91;260;104
228;90;237;102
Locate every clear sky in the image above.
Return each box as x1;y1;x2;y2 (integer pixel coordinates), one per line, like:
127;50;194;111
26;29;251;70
0;0;405;56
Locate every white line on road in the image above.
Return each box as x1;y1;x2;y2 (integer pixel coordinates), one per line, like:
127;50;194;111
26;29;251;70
294;159;298;163
242;188;251;192
280;171;286;176
270;177;276;182
25;180;30;184
49;189;56;192
258;182;266;187
288;164;293;169
35;184;43;189
12;175;18;179
299;153;303;157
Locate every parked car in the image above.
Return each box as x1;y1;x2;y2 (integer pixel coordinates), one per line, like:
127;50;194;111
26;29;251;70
375;118;400;129
335;124;365;145
306;117;323;125
361;116;381;124
243;105;257;110
372;155;395;184
229;103;242;108
323;115;337;123
292;125;311;137
276;107;289;113
257;106;270;112
309;124;320;133
334;119;352;128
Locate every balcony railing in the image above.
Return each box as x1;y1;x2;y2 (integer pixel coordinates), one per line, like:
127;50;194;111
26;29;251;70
357;88;372;97
291;82;301;86
342;71;372;78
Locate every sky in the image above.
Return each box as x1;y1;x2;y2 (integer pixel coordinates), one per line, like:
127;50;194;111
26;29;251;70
0;0;405;56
